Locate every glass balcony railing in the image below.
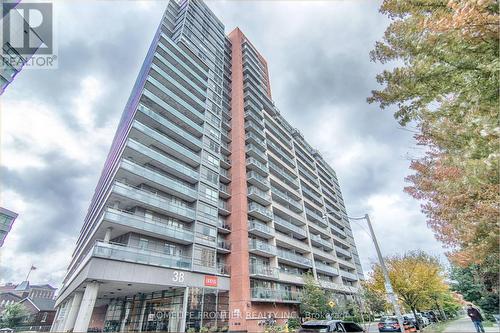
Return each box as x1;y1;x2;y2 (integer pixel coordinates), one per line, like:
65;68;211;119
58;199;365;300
273;216;305;235
219;183;231;195
217;240;231;251
248;220;274;236
126;139;199;181
247;171;270;190
310;234;333;249
250;288;301;303
271;187;303;212
249;263;279;279
142;89;203;136
246;157;269;174
93;240;192;270
267;140;294;165
136;104;202;149
339;269;358;280
103;207;194;242
248;202;274;220
268;161;299;189
217;263;230;276
277;248;312;267
132;121;200;166
248;239;276;256
315;261;339;275
245;131;267;149
247;187;272;202
112;182;196;221
306;208;326;225
120;159;197;200
335;246;352;258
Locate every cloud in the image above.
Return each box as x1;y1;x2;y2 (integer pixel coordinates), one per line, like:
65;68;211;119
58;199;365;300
0;0;446;287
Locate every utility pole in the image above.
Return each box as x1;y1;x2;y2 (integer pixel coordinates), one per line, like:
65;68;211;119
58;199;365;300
363;214;406;333
323;211;407;332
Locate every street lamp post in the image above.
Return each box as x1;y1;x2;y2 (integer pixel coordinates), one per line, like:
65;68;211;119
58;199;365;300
323;212;407;332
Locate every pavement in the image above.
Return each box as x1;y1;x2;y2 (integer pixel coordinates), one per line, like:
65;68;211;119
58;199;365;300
442;316;500;333
360;317;500;332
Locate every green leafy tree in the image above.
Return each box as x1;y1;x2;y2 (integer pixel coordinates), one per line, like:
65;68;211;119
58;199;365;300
368;0;500;293
1;303;28;328
299;273;332;319
364;251;459;327
361;286;389;315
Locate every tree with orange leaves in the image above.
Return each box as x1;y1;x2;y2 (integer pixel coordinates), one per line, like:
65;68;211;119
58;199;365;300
368;0;499;292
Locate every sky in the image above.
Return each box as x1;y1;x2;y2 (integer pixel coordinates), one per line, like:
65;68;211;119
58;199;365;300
0;0;447;288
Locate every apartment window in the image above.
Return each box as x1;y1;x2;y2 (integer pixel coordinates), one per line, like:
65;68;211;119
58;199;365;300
195;223;216;243
193;245;216;267
202;151;219;169
199;183;218;204
203;136;220;154
197;202;218;221
200;166;218;185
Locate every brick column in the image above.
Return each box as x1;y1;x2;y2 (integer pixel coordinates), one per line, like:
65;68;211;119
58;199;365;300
227;27;250;332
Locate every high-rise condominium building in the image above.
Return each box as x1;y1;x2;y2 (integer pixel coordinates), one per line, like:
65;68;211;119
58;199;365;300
52;1;364;332
0;207;18;247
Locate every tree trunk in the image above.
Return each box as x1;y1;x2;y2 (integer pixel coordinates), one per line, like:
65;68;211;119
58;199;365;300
411;307;421;331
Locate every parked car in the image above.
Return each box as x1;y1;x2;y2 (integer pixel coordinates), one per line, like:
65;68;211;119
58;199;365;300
298;320;365;332
404;313;429;328
377;316;416;332
421;311;439;323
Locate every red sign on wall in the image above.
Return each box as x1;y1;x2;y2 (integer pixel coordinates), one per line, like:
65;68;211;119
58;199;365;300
204;275;218;287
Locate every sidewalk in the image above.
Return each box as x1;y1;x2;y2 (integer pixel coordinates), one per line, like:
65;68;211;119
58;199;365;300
443;316;499;332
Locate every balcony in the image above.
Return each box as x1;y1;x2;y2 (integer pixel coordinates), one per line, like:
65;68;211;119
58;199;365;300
220;154;231;169
277;248;312;268
319;280;358;294
247;171;270;191
249;264;279;280
310;234;334;251
247;187;272;206
335;246;352;258
217;263;230;276
312;246;336;262
275;233;309;252
301;185;323;207
220;141;231;155
250;288;301;304
244;110;264;129
119;159;197;202
219;183;231;199
268;161;300;190
339;269;358;281
131;120;200;167
272;202;305;225
248;220;274;239
246;157;269;176
102;207;194;244
246;131;267;150
248;202;273;222
330;224;347;239
315;261;339;276
305;208;327;227
267;140;294;166
221;128;231;142
136;103;202;151
218;200;231;216
246;144;267;163
279;271;305;285
273;215;306;239
248;239;276;257
271;187;303;213
245;120;266;140
219;168;231;183
125;139;199;184
217;240;231;253
92;240;192;270
217;219;231;234
111;182;196;222
337;257;357;270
